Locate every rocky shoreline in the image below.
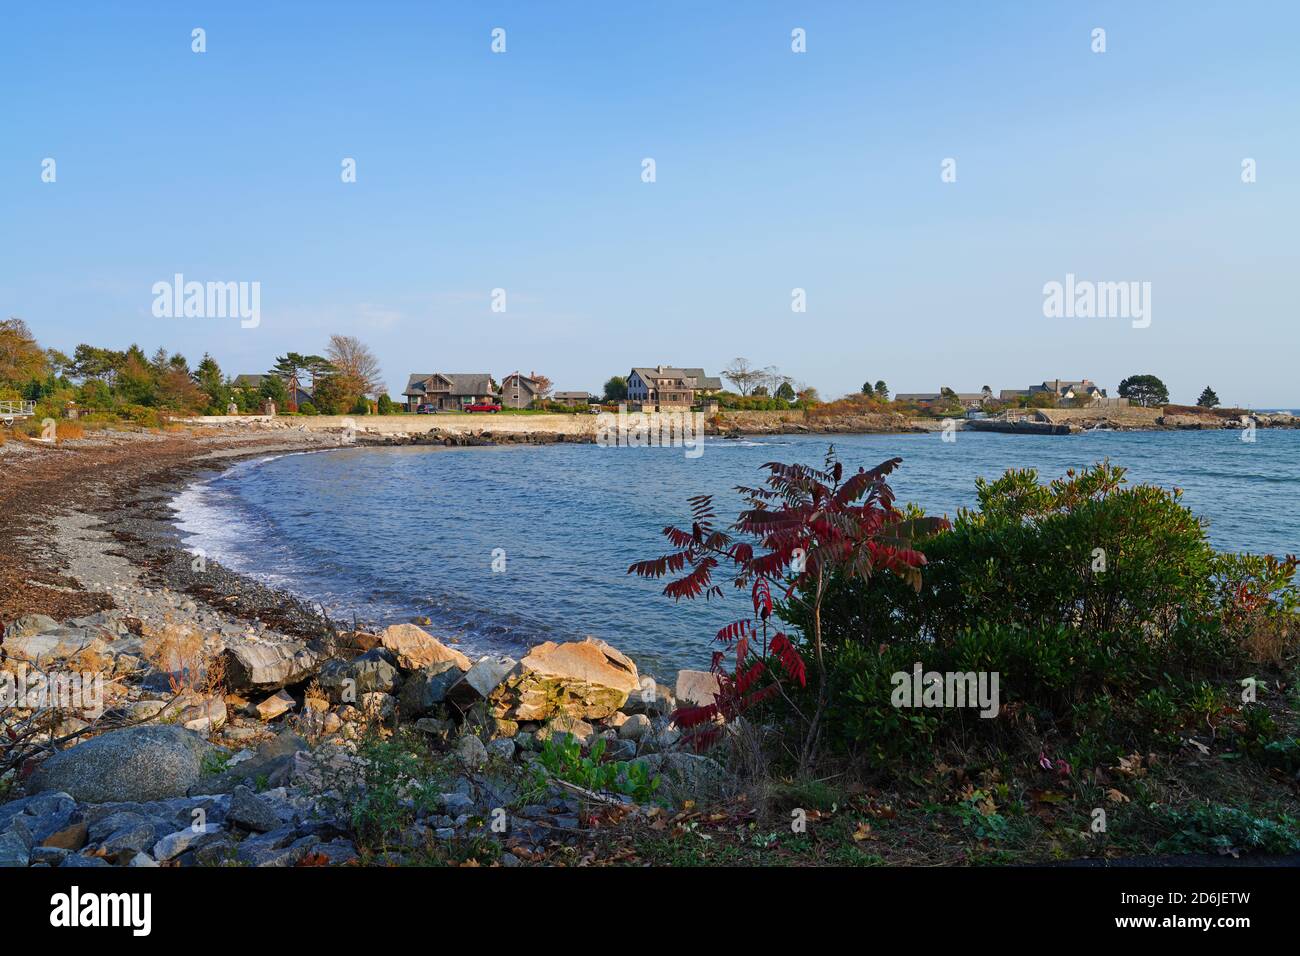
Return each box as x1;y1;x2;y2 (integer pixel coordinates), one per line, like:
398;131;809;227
0;429;727;868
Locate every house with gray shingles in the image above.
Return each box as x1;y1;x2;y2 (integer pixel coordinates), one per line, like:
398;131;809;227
501;372;544;409
625;366;723;409
1001;379;1112;405
896;387;993;410
402;372;497;412
553;391;593;407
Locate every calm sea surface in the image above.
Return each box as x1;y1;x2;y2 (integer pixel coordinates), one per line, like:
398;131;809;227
172;430;1300;677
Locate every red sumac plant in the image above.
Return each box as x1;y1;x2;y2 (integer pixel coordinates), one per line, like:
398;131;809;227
629;447;944;767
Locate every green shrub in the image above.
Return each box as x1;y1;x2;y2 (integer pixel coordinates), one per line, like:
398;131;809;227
782;462;1242;758
1155;805;1300;856
341;729;444;849
534;737;661;804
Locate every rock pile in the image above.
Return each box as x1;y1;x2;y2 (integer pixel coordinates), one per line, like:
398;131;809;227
1;614;729;867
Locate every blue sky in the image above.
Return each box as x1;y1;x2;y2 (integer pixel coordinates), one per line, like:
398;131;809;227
3;1;1297;406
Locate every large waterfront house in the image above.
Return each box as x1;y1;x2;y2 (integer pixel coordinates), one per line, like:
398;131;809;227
501;372;545;409
402;373;498;411
896;387;994;410
1000;379;1115;405
625;366;722;409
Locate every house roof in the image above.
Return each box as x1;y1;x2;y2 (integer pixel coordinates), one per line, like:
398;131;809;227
553;391;590;400
404;373;496;396
503;372;540;389
629;366;723;390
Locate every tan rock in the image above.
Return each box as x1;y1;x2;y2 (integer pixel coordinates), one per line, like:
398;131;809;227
537;714;595;747
674;669;721;708
378;623;471;671
344;631;381;653
255;689;296;721
499;638;640;721
42;819;88;851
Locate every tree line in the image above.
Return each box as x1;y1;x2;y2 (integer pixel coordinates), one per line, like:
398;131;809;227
0;318;387;422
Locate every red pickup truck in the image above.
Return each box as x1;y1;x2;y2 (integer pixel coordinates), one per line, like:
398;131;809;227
464;402;502;413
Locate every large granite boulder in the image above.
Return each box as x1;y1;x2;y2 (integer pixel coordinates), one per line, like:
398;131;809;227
27;726;216;803
398;660;464;717
317;648;401;702
378;624;471;672
223;641;326;691
497;638;640;720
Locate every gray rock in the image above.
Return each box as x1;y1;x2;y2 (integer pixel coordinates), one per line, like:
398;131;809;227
605;738;637;760
88;811;152;844
29;846;70;866
153;824;224;861
191;731;305;796
487;738;516;761
0;791;77;846
360;691;396;721
456;735;488;770
179;697;228;733
440;793;476;816
60;853;112;867
223;641;327;692
227;786;281;833
1;630;107;665
0;830;29;868
128;852;159;867
100;822;159;859
446;656;520;713
314;838;358;866
192;835;239;866
237;833;320;867
28;726;216;803
413;717;454;741
3;613;60;639
318;649;401;702
398;660;462;717
618;714;653;740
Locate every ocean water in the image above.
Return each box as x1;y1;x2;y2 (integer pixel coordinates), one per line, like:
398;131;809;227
171;430;1300;677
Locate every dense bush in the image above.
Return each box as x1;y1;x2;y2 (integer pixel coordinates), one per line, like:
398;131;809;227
797;463;1218;651
714;391;797;411
780;461;1293;760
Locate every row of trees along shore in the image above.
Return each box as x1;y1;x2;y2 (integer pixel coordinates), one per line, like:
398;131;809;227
0;323;1240;426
